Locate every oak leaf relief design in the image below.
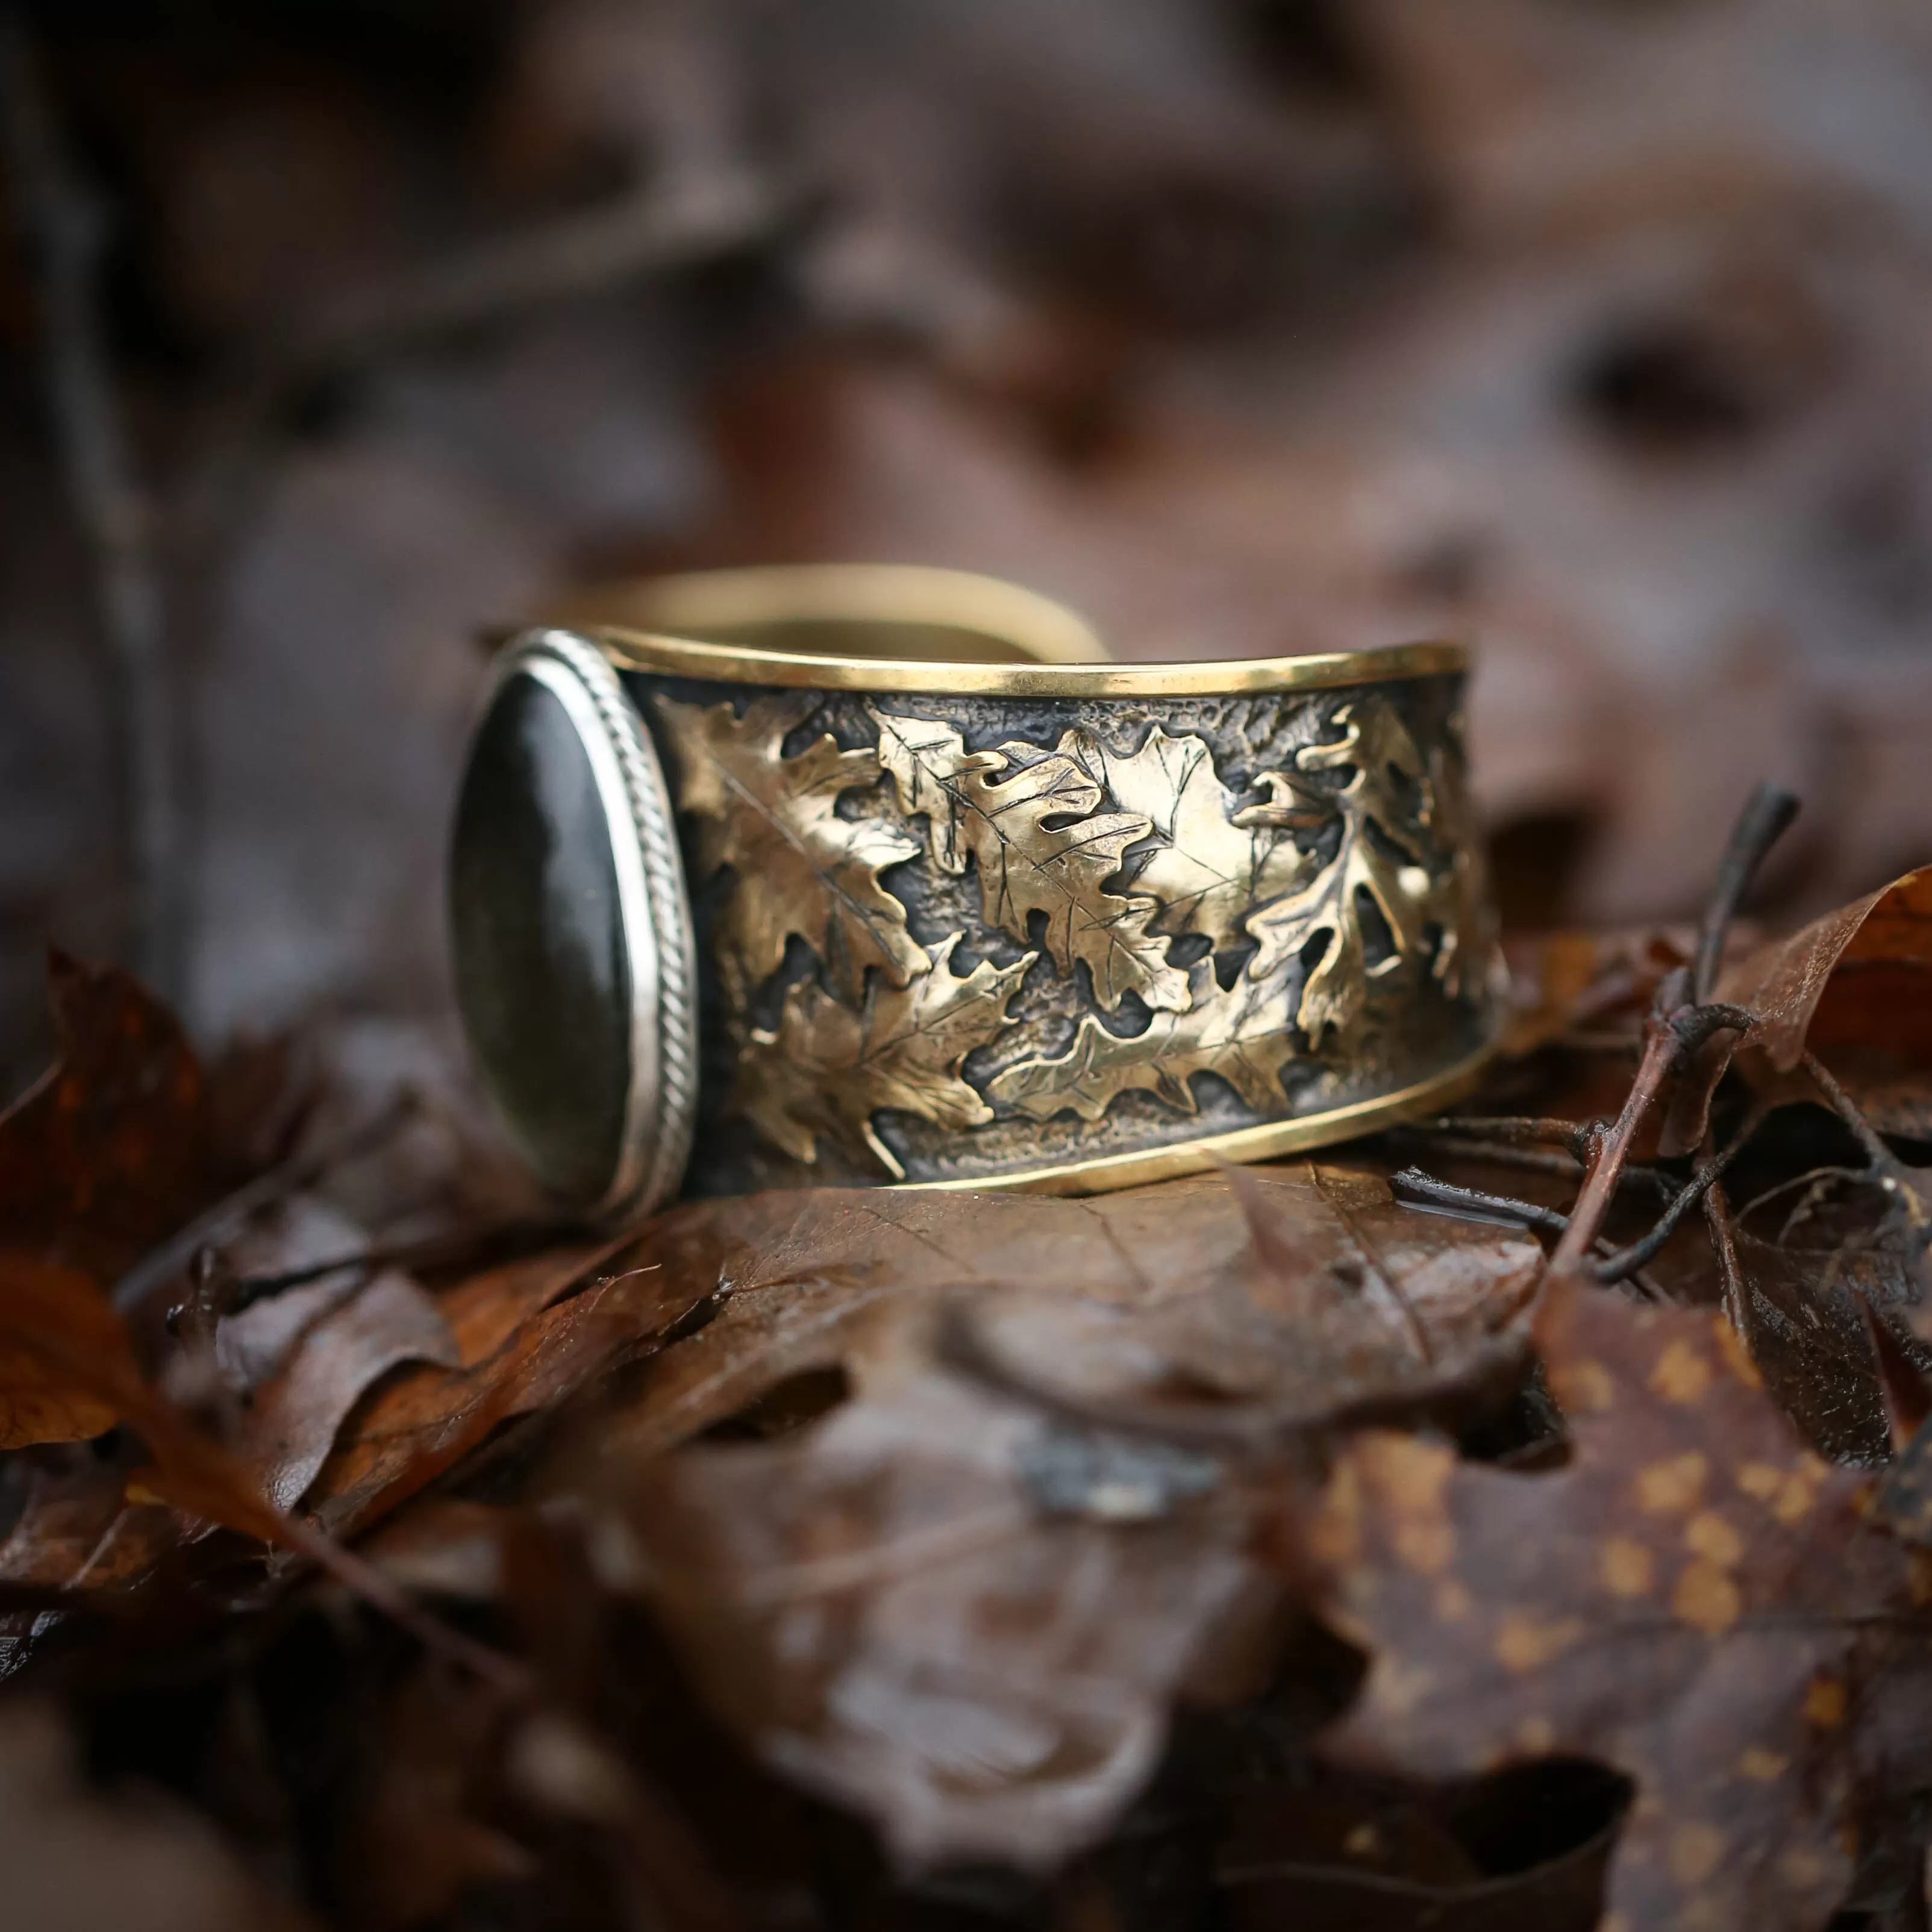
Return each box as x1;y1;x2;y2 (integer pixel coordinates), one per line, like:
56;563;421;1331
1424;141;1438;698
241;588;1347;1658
989;699;1455;1125
1423;724;1493;1002
654;694;927;1001
987;957;1299;1122
869;707;1189;1013
737;936;1034;1175
1066;724;1321;951
664;689;1477;1167
1242;698;1434;1048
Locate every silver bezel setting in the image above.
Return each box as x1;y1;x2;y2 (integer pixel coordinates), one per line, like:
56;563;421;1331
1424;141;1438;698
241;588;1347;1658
486;630;699;1219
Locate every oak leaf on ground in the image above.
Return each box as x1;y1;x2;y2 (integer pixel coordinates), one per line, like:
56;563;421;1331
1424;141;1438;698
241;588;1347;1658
1305;1273;1928;1932
562;1166;1542;1866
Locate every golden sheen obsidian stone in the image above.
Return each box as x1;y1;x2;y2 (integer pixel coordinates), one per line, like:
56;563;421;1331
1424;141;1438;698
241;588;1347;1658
450;670;632;1206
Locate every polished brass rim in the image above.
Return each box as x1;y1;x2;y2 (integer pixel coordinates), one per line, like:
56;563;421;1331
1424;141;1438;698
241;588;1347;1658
903;1030;1501;1198
592;631;1468;697
546;564;1110;666
543;563;1467;696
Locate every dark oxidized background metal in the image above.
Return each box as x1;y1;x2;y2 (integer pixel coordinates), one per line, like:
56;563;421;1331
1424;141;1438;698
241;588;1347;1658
626;666;1497;1195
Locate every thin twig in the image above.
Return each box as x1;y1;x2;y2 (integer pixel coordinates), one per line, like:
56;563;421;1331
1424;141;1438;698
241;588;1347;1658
1593;1107;1763;1284
1701;1146;1748;1336
1546;1008;1687;1274
1693;782;1800;1001
1390;1169;1665;1298
1548;784;1796;1278
217;1216;584;1316
1732;1164;1863;1230
1419;1115;1595;1157
0;20;182;995
1393;1132;1585;1178
1801;1052;1932;1246
1392;1125;1684;1201
112;1093;420;1314
1390;1169;1571;1235
178;169;803;553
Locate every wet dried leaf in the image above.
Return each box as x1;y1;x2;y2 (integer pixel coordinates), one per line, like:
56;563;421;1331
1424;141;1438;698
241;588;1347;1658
1721;866;1932;1130
956;1164;1542;1442
0;955;207;1284
239;1277;460;1515
595;1165;1543;1460
213;1198;461;1509
0;1443;173;1605
1727;1230;1930;1467
1307;1274;1922;1931
0;1251;283;1544
602;1365;1279;1869
555;1162;1542;1868
0;1342;118;1454
305;1243;698;1539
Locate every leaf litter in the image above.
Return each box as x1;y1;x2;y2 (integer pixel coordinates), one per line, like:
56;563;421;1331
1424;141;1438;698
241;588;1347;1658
16;0;1932;1919
0;788;1916;1932
9;770;1932;1931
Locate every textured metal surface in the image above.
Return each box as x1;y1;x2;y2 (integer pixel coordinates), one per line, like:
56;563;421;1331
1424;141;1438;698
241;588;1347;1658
625;664;1501;1197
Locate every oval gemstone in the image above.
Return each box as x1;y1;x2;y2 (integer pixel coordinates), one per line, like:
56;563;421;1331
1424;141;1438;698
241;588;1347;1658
449;669;633;1206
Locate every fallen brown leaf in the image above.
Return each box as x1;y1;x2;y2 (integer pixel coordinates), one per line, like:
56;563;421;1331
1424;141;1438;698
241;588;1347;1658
304;1243;695;1539
600;1362;1280;1869
0;1248;287;1543
0;955;207;1289
215;1197;460;1511
1305;1273;1921;1931
563;1163;1543;1869
1722;866;1932;1134
1725;1228;1929;1467
593;1163;1543;1461
0;1442;173;1608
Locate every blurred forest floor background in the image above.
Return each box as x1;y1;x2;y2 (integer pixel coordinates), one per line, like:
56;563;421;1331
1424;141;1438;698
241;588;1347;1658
9;0;1932;1100
13;10;1932;1931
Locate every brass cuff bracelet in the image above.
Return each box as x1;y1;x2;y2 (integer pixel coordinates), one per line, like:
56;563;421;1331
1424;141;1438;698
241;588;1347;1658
449;565;1503;1217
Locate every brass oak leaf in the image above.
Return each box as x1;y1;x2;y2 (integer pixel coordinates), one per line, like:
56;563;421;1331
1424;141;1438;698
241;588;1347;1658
1064;724;1319;951
739;935;1036;1175
656;695;927;1000
988;697;1457;1124
1242;696;1434;1049
1422;722;1495;1001
869;707;1188;1012
987;959;1296;1122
